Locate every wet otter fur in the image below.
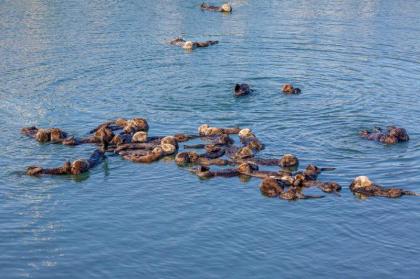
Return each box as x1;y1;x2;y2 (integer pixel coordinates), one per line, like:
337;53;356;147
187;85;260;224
260;177;284;197
132;131;148;143
360;126;409;144
26;150;105;176
234;84;252;97
280;154;299;168
349;176;419;198
170;37;219;50
198;124;240;136
200;3;232;12
282;83;301;95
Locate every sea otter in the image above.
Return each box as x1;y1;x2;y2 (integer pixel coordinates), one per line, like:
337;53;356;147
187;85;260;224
260;177;284;197
175;151;233;166
349;176;419;198
26;150;105;176
189;166;239;179
360;126;409;144
282;83;301;95
21;126;68;143
198;124;240;136
234;84;252;97
279;187;324;201
279;154;299;168
170;37;219;50
200;3;232;12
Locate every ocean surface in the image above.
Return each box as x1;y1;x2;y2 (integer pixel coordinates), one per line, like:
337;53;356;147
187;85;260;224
1;0;420;278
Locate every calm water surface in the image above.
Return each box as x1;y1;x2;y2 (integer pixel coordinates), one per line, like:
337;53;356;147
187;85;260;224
1;0;420;278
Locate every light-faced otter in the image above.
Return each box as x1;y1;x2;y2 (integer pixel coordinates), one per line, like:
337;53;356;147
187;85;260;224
280;154;299;168
360;126;409;144
170;37;219;50
132;131;148;143
234;84;252;97
349;176;419;198
200;3;232;12
198;124;240;136
26;150;105;176
282;84;301;95
123;118;149;134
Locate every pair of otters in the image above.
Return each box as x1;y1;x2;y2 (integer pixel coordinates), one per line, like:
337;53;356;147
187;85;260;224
360;126;409;144
234;83;301;96
170;3;232;50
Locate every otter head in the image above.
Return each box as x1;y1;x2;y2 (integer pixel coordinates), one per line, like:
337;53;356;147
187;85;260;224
236;146;254;159
161;143;177;155
182;41;195;50
305;164;320;174
161;136;178;148
50;128;65;142
247;140;264;151
220;3;232;12
198;124;209;136
174;134;191;142
389;127;409;142
115;118;128;127
111;135;123;145
175;151;199;165
282;83;294;94
238;128;254;138
71;159;89;175
350;176;373;189
95;127;114;145
35;129;51;143
280;154;299;168
132;131;148;143
26;166;43;176
237;162;258;174
151;146;164;157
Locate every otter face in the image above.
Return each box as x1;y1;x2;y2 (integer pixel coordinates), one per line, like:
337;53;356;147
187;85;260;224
282;84;294;94
111;135;123;145
95;127;114;143
238;128;254;138
280;154;299;168
161;143;176;155
220;3;232;12
236;146;254;159
152;146;164;157
35;129;51;143
132;131;148;143
175;151;199;165
260;178;283;197
238;162;258;174
351;176;373;189
50;128;64;142
182;41;195;50
71;160;89;175
161;136;178;148
27;166;43;176
198;124;209;135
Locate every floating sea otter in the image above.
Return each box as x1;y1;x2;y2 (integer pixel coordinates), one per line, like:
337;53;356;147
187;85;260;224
360;126;409;144
170;37;219;50
200;3;232;12
349;176;419;199
259;178;324;200
26;150;105;176
282;83;301;95
234;84;252;97
21;126;68;143
198;124;240;136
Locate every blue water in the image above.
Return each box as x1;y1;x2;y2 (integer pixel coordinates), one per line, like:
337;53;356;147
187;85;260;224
1;0;420;278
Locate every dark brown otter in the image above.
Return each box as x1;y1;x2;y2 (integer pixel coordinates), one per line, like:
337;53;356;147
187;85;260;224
200;3;232;12
26;150;105;176
279;187;324;200
234;84;252;97
280;154;299;168
189;166;239;179
170;37;219;50
360;126;409;144
349;176;419;198
175;151;233;166
282;83;301;95
260;177;284;197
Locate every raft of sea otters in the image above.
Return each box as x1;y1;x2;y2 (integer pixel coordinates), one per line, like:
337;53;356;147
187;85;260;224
21;3;417;201
22;117;417;200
